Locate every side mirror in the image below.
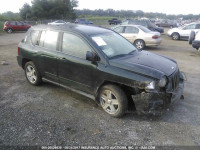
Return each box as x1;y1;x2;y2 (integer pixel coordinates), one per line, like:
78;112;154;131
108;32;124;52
86;51;100;62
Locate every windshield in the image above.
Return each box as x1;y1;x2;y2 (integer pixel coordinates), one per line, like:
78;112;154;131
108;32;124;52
91;32;137;59
138;26;151;33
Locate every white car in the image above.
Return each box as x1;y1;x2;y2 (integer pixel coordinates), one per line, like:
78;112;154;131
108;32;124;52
48;20;69;25
167;22;200;40
112;25;162;50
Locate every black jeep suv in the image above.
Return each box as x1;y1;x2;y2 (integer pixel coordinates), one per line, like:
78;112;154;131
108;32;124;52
17;24;184;117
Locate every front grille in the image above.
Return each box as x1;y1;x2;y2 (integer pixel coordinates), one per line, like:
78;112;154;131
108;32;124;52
170;70;180;91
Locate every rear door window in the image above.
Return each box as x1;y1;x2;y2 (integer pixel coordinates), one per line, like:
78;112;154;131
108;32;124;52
10;21;16;25
195;24;200;29
183;24;196;30
43;31;59;50
17;22;23;26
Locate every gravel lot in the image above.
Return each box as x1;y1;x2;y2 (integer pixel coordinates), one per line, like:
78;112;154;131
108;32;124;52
0;29;200;148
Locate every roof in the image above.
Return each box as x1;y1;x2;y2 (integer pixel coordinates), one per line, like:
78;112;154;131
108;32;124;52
31;23;112;36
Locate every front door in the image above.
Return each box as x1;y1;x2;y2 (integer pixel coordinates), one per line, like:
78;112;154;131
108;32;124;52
181;24;196;37
57;32;98;94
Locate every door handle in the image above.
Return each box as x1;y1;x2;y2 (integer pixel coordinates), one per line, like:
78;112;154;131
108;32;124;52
60;57;67;60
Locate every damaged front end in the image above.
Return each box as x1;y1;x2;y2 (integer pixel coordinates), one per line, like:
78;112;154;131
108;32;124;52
132;70;184;115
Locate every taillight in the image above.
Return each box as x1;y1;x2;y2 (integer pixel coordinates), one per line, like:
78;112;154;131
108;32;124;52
17;43;20;55
152;35;158;39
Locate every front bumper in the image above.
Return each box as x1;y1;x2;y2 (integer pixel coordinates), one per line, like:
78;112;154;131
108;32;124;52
132;80;184;115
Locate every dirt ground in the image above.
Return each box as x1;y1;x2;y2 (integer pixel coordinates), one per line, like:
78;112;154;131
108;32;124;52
0;28;200;148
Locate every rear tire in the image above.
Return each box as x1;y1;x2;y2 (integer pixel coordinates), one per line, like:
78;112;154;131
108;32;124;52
24;61;42;86
189;31;195;44
172;32;180;40
7;28;13;33
98;84;128;118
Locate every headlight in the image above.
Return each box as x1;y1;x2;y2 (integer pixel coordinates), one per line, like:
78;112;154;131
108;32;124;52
146;81;155;90
159;76;167;87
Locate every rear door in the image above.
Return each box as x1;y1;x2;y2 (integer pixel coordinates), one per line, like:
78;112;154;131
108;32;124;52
16;21;24;31
121;26;139;43
33;30;59;82
10;21;18;30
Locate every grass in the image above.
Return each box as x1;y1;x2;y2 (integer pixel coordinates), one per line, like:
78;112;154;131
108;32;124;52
0;21;4;34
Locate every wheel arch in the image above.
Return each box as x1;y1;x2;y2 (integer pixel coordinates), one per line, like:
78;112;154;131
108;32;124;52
22;58;32;69
134;39;145;45
95;80;138;110
171;32;180;38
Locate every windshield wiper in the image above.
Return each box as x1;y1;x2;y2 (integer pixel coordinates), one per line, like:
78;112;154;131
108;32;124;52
110;54;129;59
128;50;136;55
110;50;137;59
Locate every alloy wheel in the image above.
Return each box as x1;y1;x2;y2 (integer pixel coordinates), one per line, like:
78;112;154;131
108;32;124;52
100;90;119;115
26;65;37;84
135;41;144;49
7;29;12;33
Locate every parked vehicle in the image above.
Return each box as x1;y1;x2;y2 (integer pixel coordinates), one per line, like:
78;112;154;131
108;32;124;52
112;25;162;50
75;18;93;25
156;20;178;28
167;22;200;40
189;31;200;50
17;24;184;117
122;19;164;33
3;21;31;33
48;20;69;25
108;18;122;25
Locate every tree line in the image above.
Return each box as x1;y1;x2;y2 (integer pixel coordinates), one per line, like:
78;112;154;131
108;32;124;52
20;0;78;20
0;0;78;21
75;9;200;20
0;1;200;21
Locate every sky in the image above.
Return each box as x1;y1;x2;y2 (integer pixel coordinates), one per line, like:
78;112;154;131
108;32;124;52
0;0;200;15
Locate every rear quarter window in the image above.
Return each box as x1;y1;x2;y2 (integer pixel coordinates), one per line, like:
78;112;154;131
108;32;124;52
4;21;8;25
30;30;40;45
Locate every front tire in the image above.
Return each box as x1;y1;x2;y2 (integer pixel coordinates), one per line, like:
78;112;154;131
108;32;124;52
134;39;145;50
172;32;180;40
25;61;41;86
98;85;128;118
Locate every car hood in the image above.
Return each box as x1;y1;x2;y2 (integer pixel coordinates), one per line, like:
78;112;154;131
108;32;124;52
109;50;177;79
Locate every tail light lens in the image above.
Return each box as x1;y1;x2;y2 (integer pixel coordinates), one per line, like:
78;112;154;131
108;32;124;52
152;35;159;39
17;43;20;55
